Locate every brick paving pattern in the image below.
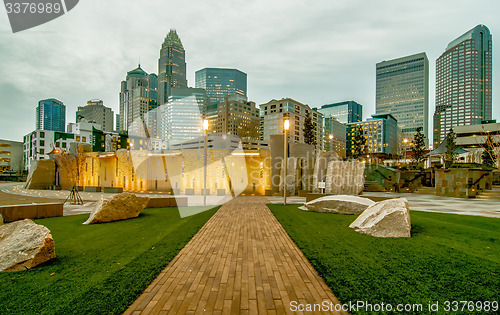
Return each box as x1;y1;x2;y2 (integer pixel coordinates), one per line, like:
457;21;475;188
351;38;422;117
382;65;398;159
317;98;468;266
125;196;346;314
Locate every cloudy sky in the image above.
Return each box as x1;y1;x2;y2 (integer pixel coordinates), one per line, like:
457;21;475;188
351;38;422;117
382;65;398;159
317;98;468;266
0;0;499;142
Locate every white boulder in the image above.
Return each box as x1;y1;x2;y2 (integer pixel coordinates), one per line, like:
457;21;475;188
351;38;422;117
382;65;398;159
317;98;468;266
0;219;56;272
349;198;411;237
299;195;375;215
83;193;150;224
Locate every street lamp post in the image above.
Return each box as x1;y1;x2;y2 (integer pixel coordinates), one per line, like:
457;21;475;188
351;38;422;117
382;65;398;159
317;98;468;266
403;138;409;165
203;119;208;207
328;134;333;152
284;119;290;206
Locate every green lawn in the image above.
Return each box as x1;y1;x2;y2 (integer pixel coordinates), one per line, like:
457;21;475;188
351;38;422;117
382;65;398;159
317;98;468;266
269;204;499;312
0;206;218;314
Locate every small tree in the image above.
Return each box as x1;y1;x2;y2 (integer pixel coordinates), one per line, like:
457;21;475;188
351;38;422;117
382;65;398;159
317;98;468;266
444;128;457;168
481;133;497;167
352;125;366;159
303;111;317;147
411;127;426;168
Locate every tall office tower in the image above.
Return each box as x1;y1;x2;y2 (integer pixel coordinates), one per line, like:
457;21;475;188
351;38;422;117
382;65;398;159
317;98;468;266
195;68;247;105
158;87;206;148
76;99;114;132
119;65;159;137
376;53;429;148
316;101;362;124
158;29;187;105
36;98;66;132
259;98;323;150
205;94;259;140
323;117;346;158
434;25;492;146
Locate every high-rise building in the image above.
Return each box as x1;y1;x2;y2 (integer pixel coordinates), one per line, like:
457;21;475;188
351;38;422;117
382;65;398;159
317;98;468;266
119;65;159;137
195;68;247;105
346;113;399;157
323;117;346;158
259;98;323;150
158;29;187;104
205;94;259;141
433;24;492;146
36;98;66;132
376;53;429;148
158;87;206;148
316;101;362;124
76;99;114;132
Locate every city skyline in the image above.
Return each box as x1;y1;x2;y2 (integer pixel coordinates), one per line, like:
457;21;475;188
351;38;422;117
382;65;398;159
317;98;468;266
0;0;499;142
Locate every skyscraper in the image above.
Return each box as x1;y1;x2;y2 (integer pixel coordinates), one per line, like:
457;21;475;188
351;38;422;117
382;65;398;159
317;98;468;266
76;99;114;132
376;53;429;147
158;87;206;148
36;98;66;132
195;68;247;105
316;101;362;124
434;24;492;146
119;65;158;137
158;29;187;104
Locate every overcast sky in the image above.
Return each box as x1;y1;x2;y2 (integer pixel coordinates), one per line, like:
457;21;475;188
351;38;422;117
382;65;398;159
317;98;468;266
0;0;499;142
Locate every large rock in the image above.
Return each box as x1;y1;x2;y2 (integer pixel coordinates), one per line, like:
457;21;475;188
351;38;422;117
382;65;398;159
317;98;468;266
83;193;150;224
299;195;375;215
0;219;56;272
349;198;411;237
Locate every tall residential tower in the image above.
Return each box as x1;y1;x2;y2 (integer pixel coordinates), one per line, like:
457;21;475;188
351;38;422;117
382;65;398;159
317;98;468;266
376;53;429;147
36;98;66;132
433;25;492;146
158;29;187;104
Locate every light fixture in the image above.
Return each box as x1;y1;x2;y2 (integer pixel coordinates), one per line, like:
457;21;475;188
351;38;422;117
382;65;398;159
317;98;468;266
203;119;209;131
284;119;290;131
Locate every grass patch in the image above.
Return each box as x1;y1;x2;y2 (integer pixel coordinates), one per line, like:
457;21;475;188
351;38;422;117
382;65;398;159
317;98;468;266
0;206;218;314
269;204;499;311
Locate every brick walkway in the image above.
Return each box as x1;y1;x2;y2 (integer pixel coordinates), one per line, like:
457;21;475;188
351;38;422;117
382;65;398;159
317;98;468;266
125;196;346;314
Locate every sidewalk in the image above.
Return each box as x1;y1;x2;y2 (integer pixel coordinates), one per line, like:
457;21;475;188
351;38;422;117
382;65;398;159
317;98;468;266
125;196;346;314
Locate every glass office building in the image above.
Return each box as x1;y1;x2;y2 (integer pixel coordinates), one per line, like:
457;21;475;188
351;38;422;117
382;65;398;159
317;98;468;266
433;24;492;146
195;68;247;105
158;87;206;148
376;53;429;147
316;101;362;124
36;98;66;132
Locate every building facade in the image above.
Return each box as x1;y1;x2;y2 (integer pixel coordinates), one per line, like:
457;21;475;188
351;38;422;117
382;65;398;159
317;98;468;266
158;29;187;104
323;117;346;158
346;113;399;157
23;121;128;172
119;65;159;137
195;68;247;105
158;87;206;148
316;101;362;124
376;52;429;148
433;24;492;146
0;139;23;172
259;98;323;150
205;94;260;141
36;98;66;132
76;99;114;132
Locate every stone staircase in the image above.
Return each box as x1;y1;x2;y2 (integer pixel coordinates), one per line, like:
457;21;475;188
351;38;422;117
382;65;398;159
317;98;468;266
476;186;500;200
363;180;386;192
